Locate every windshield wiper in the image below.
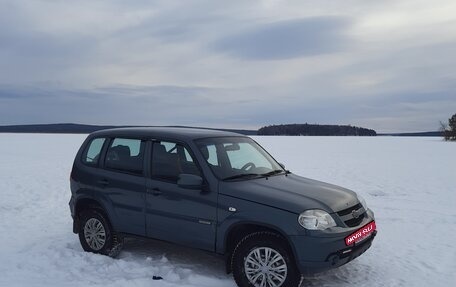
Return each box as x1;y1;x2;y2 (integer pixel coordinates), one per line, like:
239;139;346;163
261;169;286;177
223;173;261;181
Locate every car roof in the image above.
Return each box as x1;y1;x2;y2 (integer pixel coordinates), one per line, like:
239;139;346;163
90;127;246;141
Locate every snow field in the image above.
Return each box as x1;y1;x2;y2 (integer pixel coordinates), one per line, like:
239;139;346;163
0;134;455;286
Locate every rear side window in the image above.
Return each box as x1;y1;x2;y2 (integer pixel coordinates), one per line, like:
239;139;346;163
82;138;106;165
105;138;145;175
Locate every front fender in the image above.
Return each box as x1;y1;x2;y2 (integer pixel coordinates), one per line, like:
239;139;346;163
216;194;304;254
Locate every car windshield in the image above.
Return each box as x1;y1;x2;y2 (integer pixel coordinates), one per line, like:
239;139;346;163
195;137;285;180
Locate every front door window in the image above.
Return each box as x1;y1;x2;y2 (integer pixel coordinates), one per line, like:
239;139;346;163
151;141;201;182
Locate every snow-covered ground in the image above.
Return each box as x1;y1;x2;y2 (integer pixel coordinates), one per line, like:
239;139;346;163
0;134;455;287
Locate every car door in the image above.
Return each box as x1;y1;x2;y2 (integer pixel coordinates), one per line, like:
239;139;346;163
97;137;147;236
145;140;217;251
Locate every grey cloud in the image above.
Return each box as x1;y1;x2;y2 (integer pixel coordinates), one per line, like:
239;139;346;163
0;28;90;59
0;85;259;126
0;5;98;86
0;5;94;60
1;81;454;132
94;85;211;97
211;17;350;60
370;91;456;106
109;1;238;44
0;1;455;132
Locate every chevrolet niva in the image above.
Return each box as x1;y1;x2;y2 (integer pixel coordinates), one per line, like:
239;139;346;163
69;127;376;287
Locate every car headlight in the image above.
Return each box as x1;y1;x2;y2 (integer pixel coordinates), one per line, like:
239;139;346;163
357;194;368;209
298;209;337;230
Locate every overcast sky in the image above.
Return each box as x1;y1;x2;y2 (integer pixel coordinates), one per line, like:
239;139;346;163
1;0;455;132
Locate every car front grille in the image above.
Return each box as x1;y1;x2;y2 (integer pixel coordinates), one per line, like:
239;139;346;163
343;214;365;227
337;203;366;227
337;203;362;216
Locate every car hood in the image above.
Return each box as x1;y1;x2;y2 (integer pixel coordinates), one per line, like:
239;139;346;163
219;174;359;214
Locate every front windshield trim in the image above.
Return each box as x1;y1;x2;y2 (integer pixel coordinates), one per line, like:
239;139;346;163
194;136;285;181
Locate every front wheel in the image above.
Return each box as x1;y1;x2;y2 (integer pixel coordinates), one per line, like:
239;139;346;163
231;231;302;287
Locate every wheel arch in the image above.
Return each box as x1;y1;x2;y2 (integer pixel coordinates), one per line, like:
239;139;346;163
222;221;297;274
73;197;112;234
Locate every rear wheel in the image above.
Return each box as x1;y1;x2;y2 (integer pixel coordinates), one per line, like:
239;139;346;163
231;231;302;287
78;209;122;257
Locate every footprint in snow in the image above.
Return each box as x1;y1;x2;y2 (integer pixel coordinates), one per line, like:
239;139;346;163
368;190;388;197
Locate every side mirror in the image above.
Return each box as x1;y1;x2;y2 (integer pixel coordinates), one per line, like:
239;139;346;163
177;174;203;190
279;163;286;169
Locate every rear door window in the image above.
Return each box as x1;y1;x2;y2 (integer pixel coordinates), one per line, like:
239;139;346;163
82;138;106;165
105;138;145;175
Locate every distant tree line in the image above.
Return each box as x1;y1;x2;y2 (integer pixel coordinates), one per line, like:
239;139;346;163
258;124;377;136
441;113;456;141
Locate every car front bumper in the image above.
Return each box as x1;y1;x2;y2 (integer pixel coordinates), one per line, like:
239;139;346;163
290;212;376;275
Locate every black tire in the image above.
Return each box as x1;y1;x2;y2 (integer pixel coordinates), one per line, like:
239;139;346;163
78;209;119;256
231;231;302;287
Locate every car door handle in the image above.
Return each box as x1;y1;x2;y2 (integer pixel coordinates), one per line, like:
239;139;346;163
97;179;109;186
148;188;162;196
